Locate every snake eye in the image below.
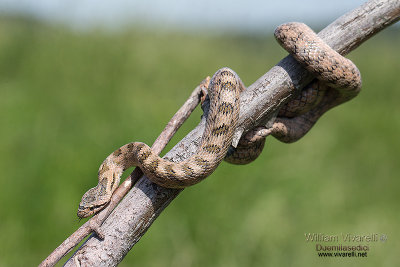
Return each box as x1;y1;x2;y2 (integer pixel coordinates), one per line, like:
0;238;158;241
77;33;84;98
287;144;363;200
89;207;94;211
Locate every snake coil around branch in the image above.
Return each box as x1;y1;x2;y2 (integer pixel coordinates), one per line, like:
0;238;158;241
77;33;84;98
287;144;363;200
77;22;361;219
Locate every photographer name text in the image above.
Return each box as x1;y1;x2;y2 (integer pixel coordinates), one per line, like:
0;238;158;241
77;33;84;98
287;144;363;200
305;233;379;242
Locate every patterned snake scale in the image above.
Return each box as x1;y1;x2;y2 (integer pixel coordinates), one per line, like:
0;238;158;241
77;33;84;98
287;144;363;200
77;22;361;218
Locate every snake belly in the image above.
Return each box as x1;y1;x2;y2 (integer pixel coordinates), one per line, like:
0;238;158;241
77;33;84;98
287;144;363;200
77;68;241;218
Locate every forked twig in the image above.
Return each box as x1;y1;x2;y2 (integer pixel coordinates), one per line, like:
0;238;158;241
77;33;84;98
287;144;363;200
39;77;210;267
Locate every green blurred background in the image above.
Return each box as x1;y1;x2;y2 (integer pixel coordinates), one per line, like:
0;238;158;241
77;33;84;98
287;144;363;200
0;11;399;267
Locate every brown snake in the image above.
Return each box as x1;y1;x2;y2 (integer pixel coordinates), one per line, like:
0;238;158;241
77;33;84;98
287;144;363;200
77;22;361;218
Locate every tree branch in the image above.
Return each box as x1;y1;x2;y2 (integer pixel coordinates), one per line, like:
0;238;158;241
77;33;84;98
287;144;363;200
56;0;399;266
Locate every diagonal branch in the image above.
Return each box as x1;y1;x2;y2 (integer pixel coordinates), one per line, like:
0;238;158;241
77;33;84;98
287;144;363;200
47;0;400;266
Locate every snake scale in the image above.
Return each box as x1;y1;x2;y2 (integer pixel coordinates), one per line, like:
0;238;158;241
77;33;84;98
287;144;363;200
77;22;361;218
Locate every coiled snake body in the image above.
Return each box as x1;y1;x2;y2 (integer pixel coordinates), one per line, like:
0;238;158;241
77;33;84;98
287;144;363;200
78;22;361;218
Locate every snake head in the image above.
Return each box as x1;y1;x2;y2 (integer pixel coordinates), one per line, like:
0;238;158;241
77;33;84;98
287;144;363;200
77;187;110;218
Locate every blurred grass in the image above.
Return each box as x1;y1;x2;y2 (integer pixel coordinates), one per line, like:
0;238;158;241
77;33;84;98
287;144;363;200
0;16;399;266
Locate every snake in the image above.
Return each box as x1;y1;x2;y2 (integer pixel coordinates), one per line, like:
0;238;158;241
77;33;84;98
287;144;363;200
77;22;361;218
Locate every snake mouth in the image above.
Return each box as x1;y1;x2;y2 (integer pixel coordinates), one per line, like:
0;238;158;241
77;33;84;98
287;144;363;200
77;202;108;218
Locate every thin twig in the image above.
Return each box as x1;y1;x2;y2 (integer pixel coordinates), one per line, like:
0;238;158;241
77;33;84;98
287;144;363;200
39;78;209;267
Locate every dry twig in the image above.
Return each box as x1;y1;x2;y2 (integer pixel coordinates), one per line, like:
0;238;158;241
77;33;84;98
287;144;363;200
39;78;209;266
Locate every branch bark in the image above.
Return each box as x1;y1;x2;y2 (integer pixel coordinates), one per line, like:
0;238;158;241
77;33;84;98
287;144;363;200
63;0;400;265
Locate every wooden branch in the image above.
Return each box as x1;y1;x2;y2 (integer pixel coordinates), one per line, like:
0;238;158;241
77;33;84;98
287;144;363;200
55;0;399;266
